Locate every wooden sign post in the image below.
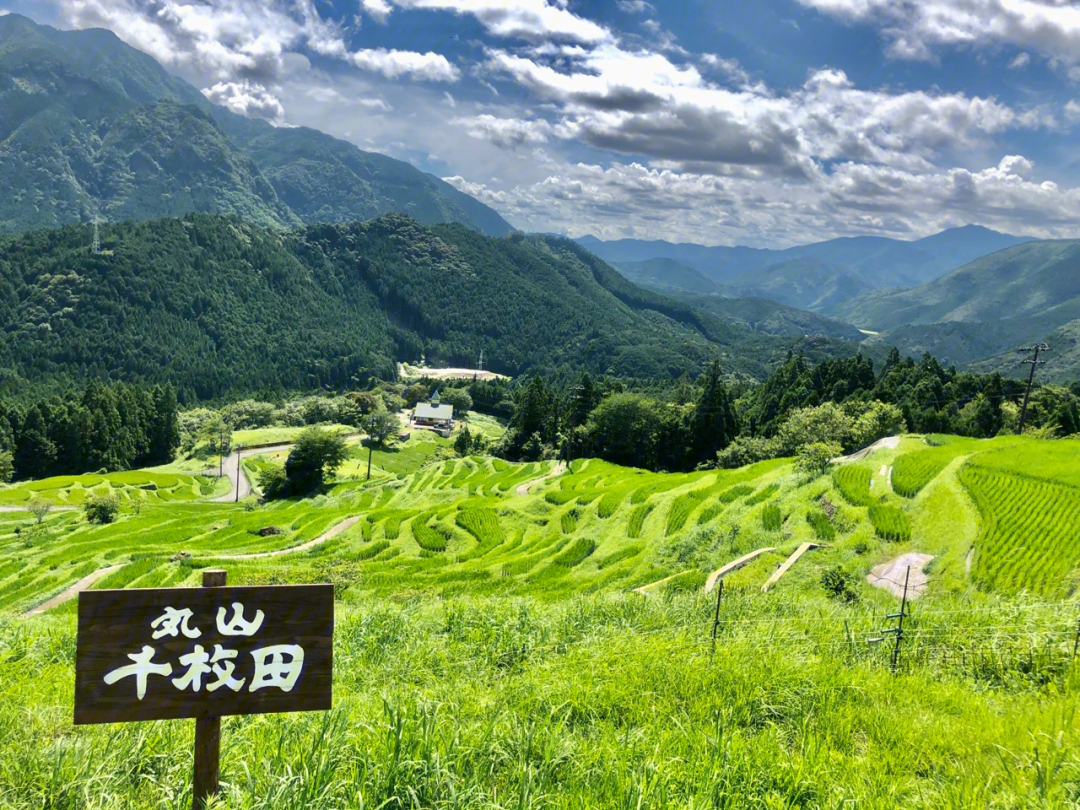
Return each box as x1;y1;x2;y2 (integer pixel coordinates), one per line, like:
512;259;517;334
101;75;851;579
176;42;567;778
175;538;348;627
74;570;333;808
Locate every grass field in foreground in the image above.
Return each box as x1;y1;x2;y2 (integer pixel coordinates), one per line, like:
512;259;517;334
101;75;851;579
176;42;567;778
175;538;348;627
0;434;1078;807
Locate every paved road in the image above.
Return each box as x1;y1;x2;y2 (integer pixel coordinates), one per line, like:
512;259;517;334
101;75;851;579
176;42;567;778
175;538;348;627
208;444;293;503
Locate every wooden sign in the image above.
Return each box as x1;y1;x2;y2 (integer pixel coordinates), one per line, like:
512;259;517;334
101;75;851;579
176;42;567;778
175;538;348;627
75;581;333;725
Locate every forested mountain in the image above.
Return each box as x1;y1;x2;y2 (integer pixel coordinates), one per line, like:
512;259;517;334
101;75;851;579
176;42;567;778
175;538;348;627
0;214;868;402
578;225;1032;310
0;14;513;236
832;240;1080;381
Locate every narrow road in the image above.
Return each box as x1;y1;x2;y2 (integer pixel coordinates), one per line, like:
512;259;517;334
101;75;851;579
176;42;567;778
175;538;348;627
209;444;293;503
867;553;934;599
24;565;123;616
516;462;567;497
833;436;901;463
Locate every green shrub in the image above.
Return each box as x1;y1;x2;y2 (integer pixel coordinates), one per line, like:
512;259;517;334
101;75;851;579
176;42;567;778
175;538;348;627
761;504;783;532
84;493;120;524
820;565;859;602
867;504;911;542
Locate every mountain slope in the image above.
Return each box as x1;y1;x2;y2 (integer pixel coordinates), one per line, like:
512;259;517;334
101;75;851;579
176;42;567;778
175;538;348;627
612;257;721;294
841;240;1080;381
0;14;513;236
577;225;1033;306
0;214;868;401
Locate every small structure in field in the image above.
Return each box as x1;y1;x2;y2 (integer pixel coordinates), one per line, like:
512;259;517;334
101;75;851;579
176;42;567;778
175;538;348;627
412;390;454;436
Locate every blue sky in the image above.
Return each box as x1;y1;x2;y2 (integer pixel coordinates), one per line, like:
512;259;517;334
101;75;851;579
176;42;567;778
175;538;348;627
7;0;1080;246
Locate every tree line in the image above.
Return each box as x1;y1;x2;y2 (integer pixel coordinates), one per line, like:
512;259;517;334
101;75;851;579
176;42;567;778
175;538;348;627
0;382;180;481
493;351;1080;472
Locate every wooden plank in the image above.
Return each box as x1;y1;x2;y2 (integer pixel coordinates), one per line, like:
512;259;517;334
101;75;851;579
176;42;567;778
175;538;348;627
704;547;776;594
75;584;333;725
761;543;821;592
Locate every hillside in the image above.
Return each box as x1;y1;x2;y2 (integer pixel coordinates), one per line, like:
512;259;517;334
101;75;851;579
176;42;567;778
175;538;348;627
2;433;1078;806
834;240;1080;380
0;14;513;236
578;225;1032;308
612;257;721;294
0;214;869;401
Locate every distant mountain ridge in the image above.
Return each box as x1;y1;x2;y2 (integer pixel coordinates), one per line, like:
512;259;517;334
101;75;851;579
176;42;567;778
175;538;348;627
0;14;514;236
836;240;1080;382
578;225;1034;310
0;213;872;400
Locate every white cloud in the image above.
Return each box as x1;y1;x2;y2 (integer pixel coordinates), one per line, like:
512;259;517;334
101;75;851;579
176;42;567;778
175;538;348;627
385;0;612;43
1008;51;1031;69
796;0;1080;64
0;9;10;16
447;154;1080;246
479;45;1042;175
1064;99;1080;121
348;48;459;81
616;0;653;12
453;114;553;146
203;80;286;123
58;0;458;87
362;0;393;23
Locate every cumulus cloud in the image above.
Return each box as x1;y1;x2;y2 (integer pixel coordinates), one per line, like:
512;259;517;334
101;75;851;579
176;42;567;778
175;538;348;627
453;114;553;146
478;44;1043;176
616;0;654;12
58;0;459;87
382;0;611;43
362;0;393;23
203;80;286;123
446;154;1080;245
796;0;1080;64
348;48;459;81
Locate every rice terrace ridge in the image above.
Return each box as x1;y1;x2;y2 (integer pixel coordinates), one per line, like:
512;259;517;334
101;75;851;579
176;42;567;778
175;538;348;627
1;3;1080;809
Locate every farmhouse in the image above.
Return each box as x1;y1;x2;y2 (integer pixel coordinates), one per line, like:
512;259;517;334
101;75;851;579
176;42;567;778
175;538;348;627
412;390;454;435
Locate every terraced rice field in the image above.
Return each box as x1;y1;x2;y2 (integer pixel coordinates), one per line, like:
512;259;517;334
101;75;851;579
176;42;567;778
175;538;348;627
960;463;1080;596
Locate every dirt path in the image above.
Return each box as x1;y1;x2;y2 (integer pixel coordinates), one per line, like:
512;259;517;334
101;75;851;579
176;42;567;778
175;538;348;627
761;542;822;592
24;565;123;616
867;553;934;599
834;436;901;463
208;444;293;503
705;547;777;593
516;462;567;497
214;516;361;560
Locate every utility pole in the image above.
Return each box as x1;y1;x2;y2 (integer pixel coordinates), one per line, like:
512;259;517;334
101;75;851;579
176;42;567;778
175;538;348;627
218;430;228;480
477;348;484;373
1072;616;1080;666
1017;343;1049;432
710;580;724;658
91;218;100;254
565;385;584;463
868;566;910;674
366;416;375;481
235;446;243;503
